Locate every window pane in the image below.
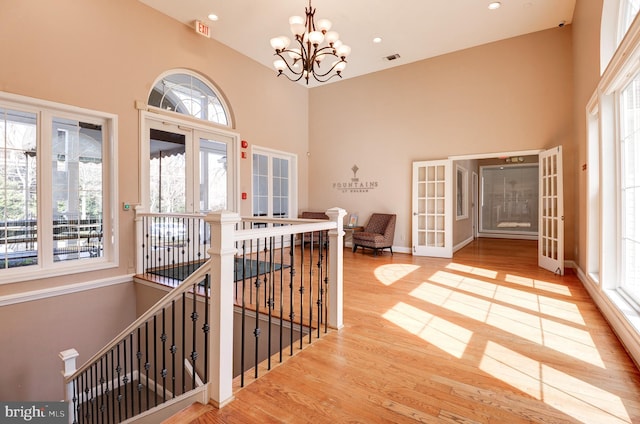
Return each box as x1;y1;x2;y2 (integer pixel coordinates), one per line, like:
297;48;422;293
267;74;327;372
0;109;38;269
199;139;227;212
52;118;103;263
149;129;186;213
620;74;640;301
148;73;229;125
479;165;538;234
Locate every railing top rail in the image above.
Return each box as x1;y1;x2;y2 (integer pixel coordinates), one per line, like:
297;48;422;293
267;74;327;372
234;221;338;243
65;260;212;383
135;211;207;220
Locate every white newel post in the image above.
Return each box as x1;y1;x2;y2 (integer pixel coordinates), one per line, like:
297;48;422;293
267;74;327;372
205;210;239;408
325;207;347;329
59;348;79;424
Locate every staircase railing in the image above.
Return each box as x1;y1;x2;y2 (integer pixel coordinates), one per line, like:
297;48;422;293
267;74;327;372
60;208;346;423
61;263;212;424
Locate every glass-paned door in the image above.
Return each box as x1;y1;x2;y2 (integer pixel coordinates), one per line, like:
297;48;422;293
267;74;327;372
412;160;452;258
538;146;564;275
252;150;295;219
199;138;227;212
149;127;187;213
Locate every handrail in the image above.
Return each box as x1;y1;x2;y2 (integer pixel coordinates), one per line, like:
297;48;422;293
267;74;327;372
65;259;212;383
234;221;337;242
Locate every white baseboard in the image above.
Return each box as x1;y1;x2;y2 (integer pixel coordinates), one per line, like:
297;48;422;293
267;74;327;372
453;236;474;253
574;264;640;369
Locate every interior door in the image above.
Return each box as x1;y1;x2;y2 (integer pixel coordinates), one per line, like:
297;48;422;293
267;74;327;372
412;160;453;258
538;146;564;275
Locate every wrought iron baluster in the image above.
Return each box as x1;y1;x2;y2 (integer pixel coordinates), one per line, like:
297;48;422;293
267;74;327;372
253;238;261;379
144;321;150;414
267;237;273;371
116;345;122;423
191;281;198;390
161;308;167;403
122;339;128;419
279;235;285;363
289;236;296;356
240;243;247;387
137;328;142;416
309;231;314;344
171;299;177;398
153;315;158;408
129;332;134;418
203;273;210;384
182;292;186;395
299;234;305;350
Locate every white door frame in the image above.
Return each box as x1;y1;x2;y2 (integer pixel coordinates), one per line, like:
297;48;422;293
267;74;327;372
140;110;240;213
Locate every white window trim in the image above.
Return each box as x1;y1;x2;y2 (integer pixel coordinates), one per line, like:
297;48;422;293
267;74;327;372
0;91;118;285
456;165;469;220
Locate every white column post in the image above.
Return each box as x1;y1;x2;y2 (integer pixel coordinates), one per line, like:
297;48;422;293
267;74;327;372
205;210;240;408
325;207;347;329
134;205;144;275
59;348;79;424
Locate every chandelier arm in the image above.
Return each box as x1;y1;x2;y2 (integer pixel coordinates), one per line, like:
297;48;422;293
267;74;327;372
310;70;343;83
274;51;305;81
312;59;347;78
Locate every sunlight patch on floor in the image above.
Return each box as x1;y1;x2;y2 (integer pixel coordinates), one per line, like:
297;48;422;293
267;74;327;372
481;341;630;423
417;274;605;368
505;274;572;296
374;264;421;286
411;282;492;322
383;301;472;358
433;270;585;325
446;262;498;279
429;270;498;299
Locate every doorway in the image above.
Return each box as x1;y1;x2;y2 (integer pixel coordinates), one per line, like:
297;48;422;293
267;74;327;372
142;113;239;214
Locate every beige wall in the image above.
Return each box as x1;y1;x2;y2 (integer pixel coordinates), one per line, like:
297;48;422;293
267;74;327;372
309;27;574;256
572;0;604;270
0;0;308;295
0;283;136;400
0;0;308;401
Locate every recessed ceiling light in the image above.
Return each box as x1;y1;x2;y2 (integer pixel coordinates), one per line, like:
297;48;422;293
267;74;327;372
373;37;383;44
208;13;219;21
488;2;501;10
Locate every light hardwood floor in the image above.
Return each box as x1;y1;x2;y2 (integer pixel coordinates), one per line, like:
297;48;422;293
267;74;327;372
182;238;640;423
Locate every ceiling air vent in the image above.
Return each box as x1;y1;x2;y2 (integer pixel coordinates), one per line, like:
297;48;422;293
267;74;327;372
384;54;401;61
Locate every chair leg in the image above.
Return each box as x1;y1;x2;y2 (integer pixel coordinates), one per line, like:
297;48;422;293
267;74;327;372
390;247;393;255
352;244;357;253
373;248;378;257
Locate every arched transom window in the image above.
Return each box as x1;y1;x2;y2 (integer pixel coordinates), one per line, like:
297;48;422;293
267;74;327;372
148;71;230;126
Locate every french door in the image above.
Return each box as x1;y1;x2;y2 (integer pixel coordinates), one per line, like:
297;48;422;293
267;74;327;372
538;146;564;275
412;160;453;258
143;114;238;214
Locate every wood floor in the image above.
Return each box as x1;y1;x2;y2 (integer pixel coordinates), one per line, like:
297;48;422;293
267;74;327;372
177;238;640;423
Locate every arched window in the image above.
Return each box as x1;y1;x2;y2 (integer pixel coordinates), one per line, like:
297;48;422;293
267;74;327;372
148;71;230;126
601;0;640;73
619;0;640;42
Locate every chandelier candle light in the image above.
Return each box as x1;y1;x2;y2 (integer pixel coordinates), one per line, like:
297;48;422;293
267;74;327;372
270;0;351;84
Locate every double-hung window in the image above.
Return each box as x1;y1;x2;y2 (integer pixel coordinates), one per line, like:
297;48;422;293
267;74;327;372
0;92;116;283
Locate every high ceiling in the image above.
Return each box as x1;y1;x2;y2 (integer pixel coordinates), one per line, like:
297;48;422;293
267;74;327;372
139;0;576;87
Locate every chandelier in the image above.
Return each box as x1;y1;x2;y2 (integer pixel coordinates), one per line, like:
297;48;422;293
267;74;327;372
270;0;351;85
